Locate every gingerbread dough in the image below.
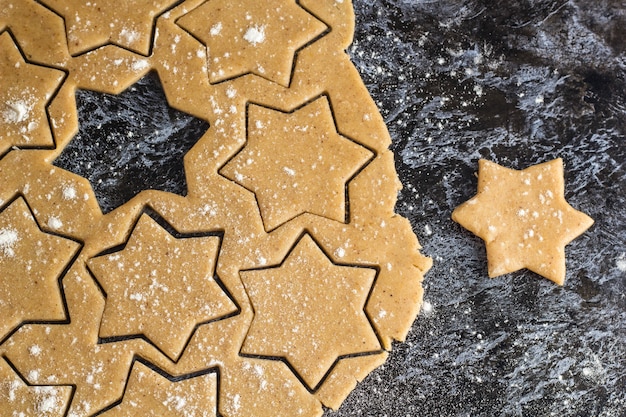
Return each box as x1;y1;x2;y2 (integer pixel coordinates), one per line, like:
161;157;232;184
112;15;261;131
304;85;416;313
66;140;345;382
0;0;431;416
452;158;593;285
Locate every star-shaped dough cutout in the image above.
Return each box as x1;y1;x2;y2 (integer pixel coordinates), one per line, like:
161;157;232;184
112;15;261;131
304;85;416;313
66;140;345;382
0;32;65;157
452;158;594;285
0;197;80;342
220;96;373;231
0;357;72;416
100;361;217;416
39;0;179;55
3;264;156;416
87;213;238;360
177;0;328;86
240;234;381;389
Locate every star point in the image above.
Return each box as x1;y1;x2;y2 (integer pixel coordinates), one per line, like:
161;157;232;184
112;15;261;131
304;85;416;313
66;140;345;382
452;158;594;284
240;234;380;389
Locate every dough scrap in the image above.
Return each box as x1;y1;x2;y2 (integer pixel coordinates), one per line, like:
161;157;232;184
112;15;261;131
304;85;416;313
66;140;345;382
0;0;431;415
452;158;594;285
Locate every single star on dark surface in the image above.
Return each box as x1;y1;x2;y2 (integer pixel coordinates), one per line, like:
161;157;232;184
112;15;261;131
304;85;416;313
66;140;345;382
53;71;209;214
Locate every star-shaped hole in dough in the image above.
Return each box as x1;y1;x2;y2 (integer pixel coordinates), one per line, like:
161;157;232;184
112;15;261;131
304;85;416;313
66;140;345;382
0;196;81;342
240;234;381;390
177;0;328;86
220;96;373;231
87;212;238;360
39;0;179;56
100;361;217;416
452;158;594;285
0;357;72;416
0;32;65;158
53;71;210;214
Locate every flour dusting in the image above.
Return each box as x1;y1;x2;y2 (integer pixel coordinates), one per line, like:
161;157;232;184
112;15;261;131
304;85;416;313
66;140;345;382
210;22;222;36
47;217;63;230
616;253;626;272
0;227;19;257
62;185;78;200
120;28;139;44
3;99;32;124
244;25;266;45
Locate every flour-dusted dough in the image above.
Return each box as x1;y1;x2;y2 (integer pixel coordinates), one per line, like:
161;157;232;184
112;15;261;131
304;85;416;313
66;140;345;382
452;158;593;285
0;1;431;415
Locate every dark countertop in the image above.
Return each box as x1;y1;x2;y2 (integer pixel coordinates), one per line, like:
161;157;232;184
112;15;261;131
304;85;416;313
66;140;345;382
329;0;625;416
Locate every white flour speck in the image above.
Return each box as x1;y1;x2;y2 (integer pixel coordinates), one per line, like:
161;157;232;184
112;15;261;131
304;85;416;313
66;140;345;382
28;369;40;381
120;28;139;44
3;100;32;124
131;59;149;71
35;386;60;413
244;26;266;45
226;86;237;98
0;228;19;257
334;247;345;258
62;185;77;200
47;217;63;230
210;22;222;36
232;394;241;411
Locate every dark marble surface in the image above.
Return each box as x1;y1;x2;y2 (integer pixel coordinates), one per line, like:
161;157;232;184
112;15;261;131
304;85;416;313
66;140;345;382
328;0;625;416
54;72;208;214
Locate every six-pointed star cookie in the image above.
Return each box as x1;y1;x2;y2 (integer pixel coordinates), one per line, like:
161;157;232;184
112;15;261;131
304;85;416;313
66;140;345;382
0;32;65;157
221;96;373;231
3;266;151;417
87;213;237;359
240;234;381;389
39;0;178;55
0;357;72;416
100;361;217;416
0;197;80;341
452;158;594;285
177;0;327;86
